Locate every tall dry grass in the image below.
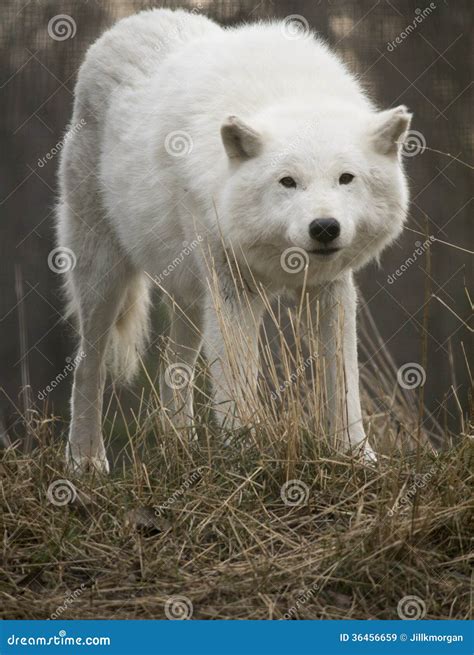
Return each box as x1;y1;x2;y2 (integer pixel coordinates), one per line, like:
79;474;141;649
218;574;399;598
0;253;472;620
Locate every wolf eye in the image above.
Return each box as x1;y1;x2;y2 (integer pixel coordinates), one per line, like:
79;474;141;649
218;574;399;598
279;176;297;188
339;173;355;185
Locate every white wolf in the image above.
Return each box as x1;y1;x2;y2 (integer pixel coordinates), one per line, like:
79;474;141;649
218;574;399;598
57;9;411;473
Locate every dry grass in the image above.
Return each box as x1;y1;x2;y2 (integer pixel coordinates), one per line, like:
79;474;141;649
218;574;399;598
1;266;472;621
1;407;472;620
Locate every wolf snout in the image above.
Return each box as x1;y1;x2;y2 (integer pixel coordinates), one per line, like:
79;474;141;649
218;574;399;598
309;218;340;244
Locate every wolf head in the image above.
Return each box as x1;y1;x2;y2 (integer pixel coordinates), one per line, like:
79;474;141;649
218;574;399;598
218;104;412;287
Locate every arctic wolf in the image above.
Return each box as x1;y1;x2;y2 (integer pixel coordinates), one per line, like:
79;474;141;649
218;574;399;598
57;9;411;473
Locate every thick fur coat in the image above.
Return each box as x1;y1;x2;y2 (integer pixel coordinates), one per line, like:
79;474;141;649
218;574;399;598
57;9;411;472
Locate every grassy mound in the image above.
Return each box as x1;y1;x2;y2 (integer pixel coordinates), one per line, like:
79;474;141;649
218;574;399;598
1;428;471;620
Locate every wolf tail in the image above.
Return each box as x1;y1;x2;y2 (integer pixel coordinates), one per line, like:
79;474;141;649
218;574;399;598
105;274;152;384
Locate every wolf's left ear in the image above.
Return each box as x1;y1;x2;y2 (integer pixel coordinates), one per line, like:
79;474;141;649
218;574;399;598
371;105;412;155
221;115;263;160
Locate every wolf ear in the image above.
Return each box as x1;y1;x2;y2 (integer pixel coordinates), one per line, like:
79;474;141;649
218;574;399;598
221;115;263;160
371;105;412;155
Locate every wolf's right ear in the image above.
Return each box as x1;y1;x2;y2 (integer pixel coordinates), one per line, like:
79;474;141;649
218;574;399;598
221;116;263;160
371;105;412;156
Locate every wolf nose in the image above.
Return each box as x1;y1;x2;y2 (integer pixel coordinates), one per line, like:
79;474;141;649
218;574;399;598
309;218;340;243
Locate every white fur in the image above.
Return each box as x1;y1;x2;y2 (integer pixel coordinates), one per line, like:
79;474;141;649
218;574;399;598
57;9;411;472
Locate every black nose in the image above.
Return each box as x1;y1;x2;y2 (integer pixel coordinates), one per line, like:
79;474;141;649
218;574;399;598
309;218;340;243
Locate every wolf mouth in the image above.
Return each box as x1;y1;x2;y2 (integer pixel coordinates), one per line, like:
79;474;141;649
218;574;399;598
308;248;341;256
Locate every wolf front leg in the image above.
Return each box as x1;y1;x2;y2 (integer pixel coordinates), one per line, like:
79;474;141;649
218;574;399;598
307;274;376;461
202;286;264;434
160;299;202;435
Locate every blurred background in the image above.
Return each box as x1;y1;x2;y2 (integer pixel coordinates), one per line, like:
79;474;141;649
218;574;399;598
0;0;472;447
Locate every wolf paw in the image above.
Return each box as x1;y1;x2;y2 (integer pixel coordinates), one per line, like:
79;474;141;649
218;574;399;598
66;444;110;475
361;443;377;463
